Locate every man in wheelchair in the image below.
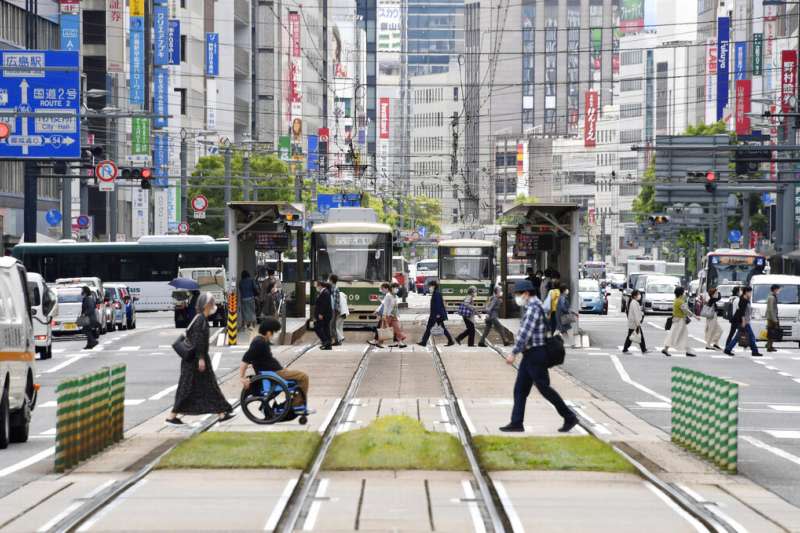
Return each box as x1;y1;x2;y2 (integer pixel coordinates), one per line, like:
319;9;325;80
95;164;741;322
239;318;313;419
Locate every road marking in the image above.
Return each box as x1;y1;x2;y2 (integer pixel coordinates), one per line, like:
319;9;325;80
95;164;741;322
119;346;140;352
493;481;525;533
217;333;225;347
768;405;800;412
39;401;57;408
764;430;800;439
461;480;487;533
675;483;748;533
302;477;329;531
795;379;800;385
123;399;145;406
644;482;707;533
646;321;665;330
457;399;476;434
264;478;298;531
636;401;671;409
45;355;88;374
689;335;706;344
609;354;671;404
77;479;149;531
766;366;778;371
741;436;800;467
39;427;56;436
84;479;116;499
779;371;793;377
212;352;222;371
0;447;55;478
53;348;65;354
318;398;341;434
37;501;84;532
149;385;177;401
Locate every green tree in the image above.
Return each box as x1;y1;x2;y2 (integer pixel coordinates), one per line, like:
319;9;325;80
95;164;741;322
631;160;660;223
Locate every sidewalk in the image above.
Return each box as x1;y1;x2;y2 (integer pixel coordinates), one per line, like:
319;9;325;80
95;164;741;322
230;316;307;347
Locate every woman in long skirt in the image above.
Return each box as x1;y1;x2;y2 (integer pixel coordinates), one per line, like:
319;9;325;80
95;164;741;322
703;288;723;350
662;286;697;358
167;292;235;425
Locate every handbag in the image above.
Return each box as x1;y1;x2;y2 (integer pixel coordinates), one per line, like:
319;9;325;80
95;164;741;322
629;328;642;344
700;304;716;319
665;316;673;330
77;315;90;327
544;334;566;368
738;329;750;347
431;324;445;337
172;315;200;361
377;327;394;342
458;302;474;319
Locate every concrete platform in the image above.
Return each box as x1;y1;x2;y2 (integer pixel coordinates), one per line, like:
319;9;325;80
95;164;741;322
233;317;308;346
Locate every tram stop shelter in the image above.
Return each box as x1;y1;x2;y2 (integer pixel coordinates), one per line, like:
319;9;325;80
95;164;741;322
227;201;306;318
498;203;581;318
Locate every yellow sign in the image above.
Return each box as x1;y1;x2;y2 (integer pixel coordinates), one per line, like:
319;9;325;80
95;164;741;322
130;0;144;17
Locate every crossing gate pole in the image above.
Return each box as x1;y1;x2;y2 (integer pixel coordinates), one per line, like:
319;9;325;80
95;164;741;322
227;291;238;345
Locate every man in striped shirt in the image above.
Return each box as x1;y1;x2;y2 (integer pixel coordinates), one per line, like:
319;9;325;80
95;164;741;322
500;280;578;433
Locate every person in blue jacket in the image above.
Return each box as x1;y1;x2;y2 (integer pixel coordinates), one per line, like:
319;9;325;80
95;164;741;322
417;280;455;347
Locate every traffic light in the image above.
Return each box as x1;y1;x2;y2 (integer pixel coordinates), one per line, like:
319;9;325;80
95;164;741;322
140;167;152;189
734;148;771;176
81;146;104;169
648;215;670;225
705;171;717;193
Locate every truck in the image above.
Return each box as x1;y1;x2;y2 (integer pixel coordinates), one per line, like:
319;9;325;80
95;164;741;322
177;267;228;327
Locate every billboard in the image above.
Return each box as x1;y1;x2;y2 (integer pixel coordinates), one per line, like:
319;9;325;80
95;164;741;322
716;17;730;121
734;42;746;81
287;13;302;132
129;16;145;106
379;97;390;139
619;0;644;34
735;79;751;135
106;0;124;72
781;50;797;114
584;91;598;148
377;1;401;53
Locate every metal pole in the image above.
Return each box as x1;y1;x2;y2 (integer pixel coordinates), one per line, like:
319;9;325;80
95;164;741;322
224;146;232;236
719;206;728;248
295;173;302;202
742;193;750;247
61;176;71;239
180;133;188;223
243;152;251;202
23;162;38;243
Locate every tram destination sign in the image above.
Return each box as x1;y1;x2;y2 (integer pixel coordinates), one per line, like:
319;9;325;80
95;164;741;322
255;231;290;251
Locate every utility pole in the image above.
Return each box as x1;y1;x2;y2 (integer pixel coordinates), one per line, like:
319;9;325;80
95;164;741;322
22;0;38;244
243;151;251;202
224;145;232;236
61;171;71;239
180;129;188;223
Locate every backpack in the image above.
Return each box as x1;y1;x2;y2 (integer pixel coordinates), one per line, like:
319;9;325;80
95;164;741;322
458;300;474;319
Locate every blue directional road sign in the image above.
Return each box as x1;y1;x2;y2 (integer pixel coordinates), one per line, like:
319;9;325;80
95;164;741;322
60;13;80;52
728;229;742;243
45;209;62;226
0;50;81;159
417;226;427;238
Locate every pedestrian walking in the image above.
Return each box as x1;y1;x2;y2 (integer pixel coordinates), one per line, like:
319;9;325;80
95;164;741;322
478;286;512;347
555;283;576;346
314;281;333;350
723;286;741;349
455;287;478;346
384;282;408;348
543;272;561;334
499;280;578;433
369;283;390;348
702;288;723;350
239;270;258;329
166;292;235;425
418;280;455;347
766;284;781;352
329;275;345;345
80;286;98;350
240;317;313;416
662;287;697;357
622;289;646;353
724;287;763;357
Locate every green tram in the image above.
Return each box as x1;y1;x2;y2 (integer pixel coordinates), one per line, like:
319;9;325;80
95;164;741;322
310;217;394;326
437;238;495;312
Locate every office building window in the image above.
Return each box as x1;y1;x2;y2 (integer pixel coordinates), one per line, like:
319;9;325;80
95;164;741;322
180;35;187;62
619;156;639;170
620;102;642;118
620;129;642;144
620;78;642;92
621;50;643;66
174;88;187;115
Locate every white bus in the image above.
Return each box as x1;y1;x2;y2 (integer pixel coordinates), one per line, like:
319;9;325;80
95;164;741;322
12;236;228;311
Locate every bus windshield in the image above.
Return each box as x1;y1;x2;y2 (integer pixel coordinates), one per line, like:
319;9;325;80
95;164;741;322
440;255;491;280
707;254;766;287
314;233;390;282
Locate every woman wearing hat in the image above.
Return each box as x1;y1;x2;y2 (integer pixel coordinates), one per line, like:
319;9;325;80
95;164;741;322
167;292;235;425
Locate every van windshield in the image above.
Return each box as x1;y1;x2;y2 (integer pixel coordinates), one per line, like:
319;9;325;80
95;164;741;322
27;282;41;306
57;291;82;303
753;284;800;304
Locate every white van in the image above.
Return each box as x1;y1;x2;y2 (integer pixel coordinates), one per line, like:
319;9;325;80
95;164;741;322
26;273;57;360
0;257;37;446
750;274;800;347
56;277;108;334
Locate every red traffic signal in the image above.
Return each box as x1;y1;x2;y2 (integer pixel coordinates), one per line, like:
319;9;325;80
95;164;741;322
705;171;717;193
140;168;152;180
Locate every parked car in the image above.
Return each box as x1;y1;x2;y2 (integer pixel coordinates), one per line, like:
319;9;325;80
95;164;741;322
579;279;607;314
641;275;681;315
56;277;107;334
750;274;800;347
414;260;438;294
0;256;37;446
104;284;129;331
26;273;57;360
53;285;104;336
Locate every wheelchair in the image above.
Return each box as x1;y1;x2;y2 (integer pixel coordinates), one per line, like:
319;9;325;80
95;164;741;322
240;371;309;425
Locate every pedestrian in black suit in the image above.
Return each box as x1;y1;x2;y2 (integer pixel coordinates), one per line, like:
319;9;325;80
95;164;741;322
418;280;455;346
314;281;333;350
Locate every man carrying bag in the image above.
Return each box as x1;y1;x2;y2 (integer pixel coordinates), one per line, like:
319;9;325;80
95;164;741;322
499;280;578;433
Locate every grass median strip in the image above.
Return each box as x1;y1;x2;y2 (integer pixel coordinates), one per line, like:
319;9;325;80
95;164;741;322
158;432;321;469
474;435;636;473
323;416;469;471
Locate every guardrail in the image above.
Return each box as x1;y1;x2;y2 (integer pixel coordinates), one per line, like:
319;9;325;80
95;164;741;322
671;367;738;473
55;364;126;473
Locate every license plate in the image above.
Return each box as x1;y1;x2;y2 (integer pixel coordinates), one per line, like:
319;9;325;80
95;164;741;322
64;323;77;330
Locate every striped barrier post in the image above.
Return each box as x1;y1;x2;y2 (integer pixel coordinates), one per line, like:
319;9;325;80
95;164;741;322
110;364;126;442
670;367;737;473
55;377;80;473
227;292;238;346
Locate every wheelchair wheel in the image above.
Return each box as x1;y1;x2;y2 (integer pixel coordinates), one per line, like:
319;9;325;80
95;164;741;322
240;375;293;425
299;416;308;425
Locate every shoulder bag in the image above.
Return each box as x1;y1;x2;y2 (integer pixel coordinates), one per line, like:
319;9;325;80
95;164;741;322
700;303;716;319
172;315;201;361
664;316;673;330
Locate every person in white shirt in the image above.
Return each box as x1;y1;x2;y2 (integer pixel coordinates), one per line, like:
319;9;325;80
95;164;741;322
622;290;646;353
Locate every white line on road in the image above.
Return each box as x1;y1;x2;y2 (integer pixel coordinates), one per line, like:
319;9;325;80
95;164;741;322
39;401;56;408
644;482;708;533
39;428;56;436
149;385;178;401
493;481;525;533
768;405;800;412
764;430;800;439
212;352;222;371
609;354;671;404
779;371;793;377
741;436;800;467
123;399;145;406
302;478;329;531
646;321;665;330
118;346;140;352
264;478;298;531
0;447;55;478
77;479;149;532
45;355;88;374
461;480;487;533
689;335;706;344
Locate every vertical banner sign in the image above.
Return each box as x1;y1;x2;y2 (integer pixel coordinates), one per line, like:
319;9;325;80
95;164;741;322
379;97;390;139
131;118;150;155
318;127;329;173
205;33;219;76
106;0;124;72
279;135;291;161
307;134;319;172
132;189;149;237
735;80;752;135
752;33;763;76
153;4;169;66
153;68;168;128
168;20;181;65
781;50;797;114
516;143;524;178
59;12;80;52
619;0;644;34
584;90;598;147
153;132;169;187
706;39;717;125
716;17;730;121
129;16;145;106
734;42;746;81
130;0;144;17
287;12;302;132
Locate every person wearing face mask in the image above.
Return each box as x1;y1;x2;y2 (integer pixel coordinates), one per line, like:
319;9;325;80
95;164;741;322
418;280;455;347
314;281;334;350
478;285;512;347
499;280;578;433
384;282;407;348
622;289;647;353
167;292;235;425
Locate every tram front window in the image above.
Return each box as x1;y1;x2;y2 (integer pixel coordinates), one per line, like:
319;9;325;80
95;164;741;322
315;233;389;282
440;249;491;280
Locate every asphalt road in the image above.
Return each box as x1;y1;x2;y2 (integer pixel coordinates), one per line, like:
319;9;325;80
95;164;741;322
0;312;245;499
568;292;800;507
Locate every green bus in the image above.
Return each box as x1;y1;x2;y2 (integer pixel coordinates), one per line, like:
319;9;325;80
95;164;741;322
437;238;495;312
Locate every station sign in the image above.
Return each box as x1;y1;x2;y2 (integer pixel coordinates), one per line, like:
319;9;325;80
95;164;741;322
255;231;290;251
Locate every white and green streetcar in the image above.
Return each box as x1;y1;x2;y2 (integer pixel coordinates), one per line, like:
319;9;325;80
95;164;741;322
310;208;394;326
437;238;495;312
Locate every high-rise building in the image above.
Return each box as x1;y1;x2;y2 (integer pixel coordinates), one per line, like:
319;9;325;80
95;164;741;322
407;0;464;76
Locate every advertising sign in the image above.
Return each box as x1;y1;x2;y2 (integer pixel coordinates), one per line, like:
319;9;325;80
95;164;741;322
781;50;797;114
379;97;390;139
59;12;79;51
132;189;149;237
735;79;751;135
307;134;319;172
130;16;145;106
132;118;150;156
153;132;168;187
130;0;144;17
734;42;746;81
752;33;763;76
584;90;598;148
168;20;181;65
278;135;290;161
0;50;81;159
106;0;124;72
716;17;730;121
318;127;329;165
288;12;302;132
205;33;219;77
377;2;401;52
153;67;168;129
619;0;643;34
705;39;717;125
153;5;169;66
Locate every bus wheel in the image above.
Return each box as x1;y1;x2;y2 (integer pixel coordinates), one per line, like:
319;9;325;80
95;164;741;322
0;383;10;449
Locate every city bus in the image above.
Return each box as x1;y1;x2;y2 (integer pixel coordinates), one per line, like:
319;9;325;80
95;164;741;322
698;248;768;296
580;261;607;280
310;208;393;326
438;239;495;312
11;235;228;311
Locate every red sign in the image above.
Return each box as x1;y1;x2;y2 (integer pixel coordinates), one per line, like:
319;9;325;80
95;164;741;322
379;97;390;140
707;39;717;75
95;160;118;182
289;13;301;58
735;79;751;135
177;222;189;235
191;194;208;212
318;127;329;142
781;50;797;113
60;0;80;14
584;91;598;148
516;143;524;178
